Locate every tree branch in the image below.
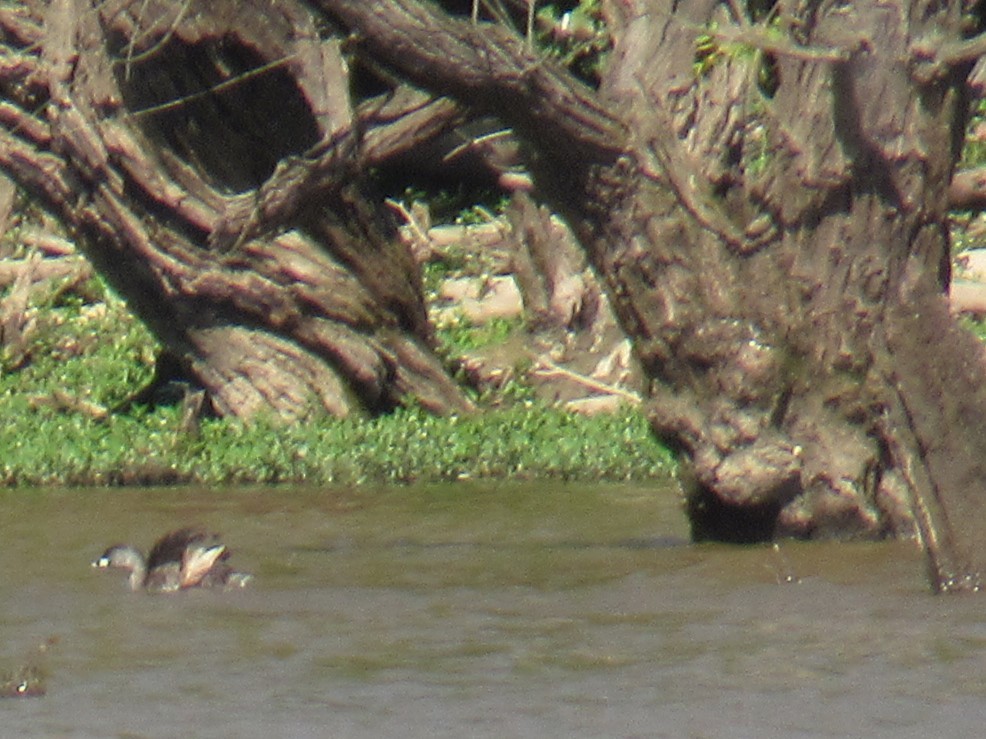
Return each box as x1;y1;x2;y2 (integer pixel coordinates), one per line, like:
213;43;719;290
923;31;986;67
321;0;627;167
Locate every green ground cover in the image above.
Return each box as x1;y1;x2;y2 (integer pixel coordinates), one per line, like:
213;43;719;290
0;279;674;487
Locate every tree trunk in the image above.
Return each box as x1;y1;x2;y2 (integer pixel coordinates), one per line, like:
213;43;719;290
325;0;986;589
0;0;473;420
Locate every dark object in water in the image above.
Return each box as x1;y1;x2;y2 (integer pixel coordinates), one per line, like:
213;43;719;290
92;529;252;592
0;636;57;698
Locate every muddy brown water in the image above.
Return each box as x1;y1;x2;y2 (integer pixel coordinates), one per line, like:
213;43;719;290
1;482;985;737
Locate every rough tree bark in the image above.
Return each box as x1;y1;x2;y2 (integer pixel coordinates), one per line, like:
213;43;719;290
322;0;986;590
0;0;474;420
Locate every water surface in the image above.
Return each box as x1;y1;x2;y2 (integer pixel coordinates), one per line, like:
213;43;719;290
1;482;984;737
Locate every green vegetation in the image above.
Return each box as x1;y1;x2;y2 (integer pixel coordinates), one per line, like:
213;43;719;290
393;184;509;228
0;395;673;487
0;275;673;487
534;0;611;86
435;314;525;357
0;284;156;407
961;98;986;169
960;315;986;342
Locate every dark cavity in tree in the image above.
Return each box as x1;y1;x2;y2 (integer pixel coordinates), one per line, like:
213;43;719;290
112;36;320;194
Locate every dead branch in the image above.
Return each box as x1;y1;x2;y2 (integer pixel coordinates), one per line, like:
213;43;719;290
530;356;641;404
0;250;37;366
0;254;89;288
28;390;109;420
19;230;76;256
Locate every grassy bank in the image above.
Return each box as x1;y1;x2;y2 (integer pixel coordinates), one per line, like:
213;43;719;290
0;281;675;487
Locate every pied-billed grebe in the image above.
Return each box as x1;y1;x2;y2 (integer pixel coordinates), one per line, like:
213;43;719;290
92;529;252;592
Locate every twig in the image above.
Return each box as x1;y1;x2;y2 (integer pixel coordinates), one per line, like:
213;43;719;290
442;127;514;162
29;390;109;420
0;254;87;287
19;229;75;256
530;356;641;404
920;32;986;68
384;198;431;247
712;25;855;63
130;53;298;118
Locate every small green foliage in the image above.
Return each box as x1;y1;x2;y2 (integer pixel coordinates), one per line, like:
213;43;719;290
0;280;157;408
742;121;772;178
694;24;724;78
960;98;986;169
959;315;986;343
436;315;523;356
692;15;780;96
391;185;507;227
535;0;611;86
474;374;537;406
421;258;457;296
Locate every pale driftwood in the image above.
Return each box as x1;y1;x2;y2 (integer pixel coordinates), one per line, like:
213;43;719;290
28;390;109;420
949;166;986;210
563;395;632;415
434;276;523;324
0;255;89;288
949;250;986;314
951;280;986;315
19;230;75;256
423;221;510;249
394;215;514;271
530;357;641;406
955;249;986;280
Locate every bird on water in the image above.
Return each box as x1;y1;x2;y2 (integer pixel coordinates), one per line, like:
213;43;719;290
92;528;252;592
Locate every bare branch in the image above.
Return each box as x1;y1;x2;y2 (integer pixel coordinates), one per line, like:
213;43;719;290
322;0;627;166
920;31;986;67
713;24;856;63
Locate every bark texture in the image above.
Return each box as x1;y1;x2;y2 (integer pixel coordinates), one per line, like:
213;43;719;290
324;0;986;589
0;0;473;420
